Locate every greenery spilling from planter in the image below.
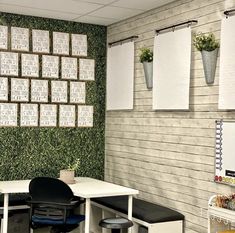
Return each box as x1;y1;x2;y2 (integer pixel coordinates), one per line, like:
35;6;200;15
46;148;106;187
0;12;106;180
139;48;153;63
193;32;219;51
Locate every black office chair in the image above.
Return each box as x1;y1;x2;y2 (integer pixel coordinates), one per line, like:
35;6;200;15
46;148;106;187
27;177;85;233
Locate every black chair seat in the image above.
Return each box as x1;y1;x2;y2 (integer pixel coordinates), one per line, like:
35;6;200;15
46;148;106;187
93;196;184;224
99;217;133;229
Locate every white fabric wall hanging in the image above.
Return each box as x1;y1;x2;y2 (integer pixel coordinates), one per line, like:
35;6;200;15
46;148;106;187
219;16;235;109
152;27;191;110
106;41;134;110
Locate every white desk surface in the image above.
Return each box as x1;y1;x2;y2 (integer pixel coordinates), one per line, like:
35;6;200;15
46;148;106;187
0;179;30;194
71;177;138;198
0;177;139;197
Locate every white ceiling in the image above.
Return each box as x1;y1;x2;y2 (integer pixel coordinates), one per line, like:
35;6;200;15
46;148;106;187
0;0;176;26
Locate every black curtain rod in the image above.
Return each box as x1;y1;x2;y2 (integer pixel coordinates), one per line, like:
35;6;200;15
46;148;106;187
108;36;138;47
224;9;235;17
155;20;198;34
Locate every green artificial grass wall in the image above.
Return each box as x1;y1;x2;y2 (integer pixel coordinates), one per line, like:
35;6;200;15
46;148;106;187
0;12;106;180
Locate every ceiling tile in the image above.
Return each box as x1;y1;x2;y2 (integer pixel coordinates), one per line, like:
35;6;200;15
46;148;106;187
0;0;176;26
112;0;175;11
0;4;81;21
74;15;117;25
73;0;118;5
89;6;143;20
0;0;102;14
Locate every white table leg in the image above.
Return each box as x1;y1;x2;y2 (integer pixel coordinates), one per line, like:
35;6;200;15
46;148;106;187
85;198;91;233
2;193;9;233
128;195;133;233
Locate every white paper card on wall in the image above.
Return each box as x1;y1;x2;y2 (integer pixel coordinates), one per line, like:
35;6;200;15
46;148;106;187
0;25;8;50
53;32;69;55
11;78;29;102
32;29;50;53
0;77;8;101
219;17;235;109
79;59;95;81
106;41;134;110
20;104;38;127
0;103;18;127
42;55;59;78
59;105;75;127
152;28;191;110
0;52;18;76
72;34;87;56
61;57;77;79
70;82;85;103
51;81;68;103
77;105;93;127
40;104;57;127
31;80;48;103
11;27;29;51
21;54;39;77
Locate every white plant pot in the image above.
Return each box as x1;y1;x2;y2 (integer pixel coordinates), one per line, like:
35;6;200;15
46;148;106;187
201;48;218;85
59;169;75;184
143;61;153;89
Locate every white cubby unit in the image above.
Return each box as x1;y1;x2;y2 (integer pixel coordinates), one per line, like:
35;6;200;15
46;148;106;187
208;195;235;233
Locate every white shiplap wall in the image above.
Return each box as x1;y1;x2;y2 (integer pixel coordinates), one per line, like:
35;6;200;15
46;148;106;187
105;0;235;233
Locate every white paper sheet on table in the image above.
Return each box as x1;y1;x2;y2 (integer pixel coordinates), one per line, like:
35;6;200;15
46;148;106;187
106;41;134;110
219;17;235;109
152;27;191;110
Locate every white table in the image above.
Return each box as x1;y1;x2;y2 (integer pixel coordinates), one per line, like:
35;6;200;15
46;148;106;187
0;177;139;233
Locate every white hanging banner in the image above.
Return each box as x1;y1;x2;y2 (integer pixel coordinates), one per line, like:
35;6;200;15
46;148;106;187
106;41;134;110
219;17;235;109
152;27;191;110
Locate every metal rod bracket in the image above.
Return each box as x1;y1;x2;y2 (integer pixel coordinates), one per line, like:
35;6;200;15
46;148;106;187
108;36;138;47
155;20;198;35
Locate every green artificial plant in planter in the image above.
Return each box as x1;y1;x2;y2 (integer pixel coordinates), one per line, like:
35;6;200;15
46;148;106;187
60;158;80;184
139;47;153;89
193;32;220;84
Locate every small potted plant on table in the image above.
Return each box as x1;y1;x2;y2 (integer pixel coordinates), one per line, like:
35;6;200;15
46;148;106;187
193;32;220;84
139;47;153;89
59;158;80;184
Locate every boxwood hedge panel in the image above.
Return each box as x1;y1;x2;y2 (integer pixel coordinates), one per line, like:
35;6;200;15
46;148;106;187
0;12;106;180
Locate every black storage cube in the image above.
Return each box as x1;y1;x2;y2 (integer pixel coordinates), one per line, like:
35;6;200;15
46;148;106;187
139;226;148;233
0;209;30;233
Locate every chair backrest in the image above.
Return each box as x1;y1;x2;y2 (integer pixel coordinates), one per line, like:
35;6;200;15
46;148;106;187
29;177;74;203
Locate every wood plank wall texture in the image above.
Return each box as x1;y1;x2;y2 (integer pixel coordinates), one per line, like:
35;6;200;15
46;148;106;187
105;0;235;233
